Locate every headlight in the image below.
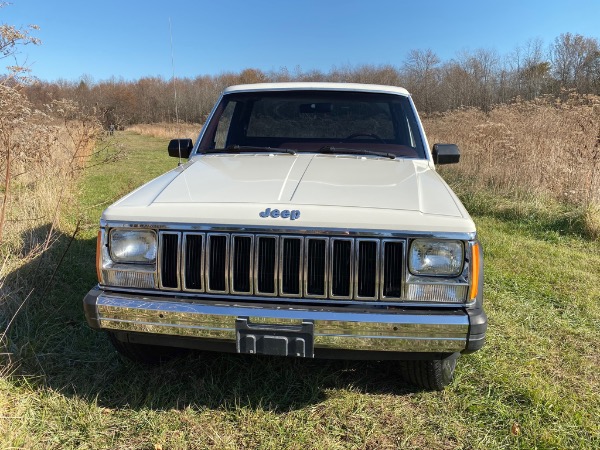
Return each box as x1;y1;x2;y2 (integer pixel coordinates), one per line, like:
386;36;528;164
109;229;157;264
409;239;464;276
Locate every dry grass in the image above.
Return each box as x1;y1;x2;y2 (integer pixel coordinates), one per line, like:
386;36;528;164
0;86;103;348
583;203;600;237
3;124;97;242
126;122;201;141
424;94;600;201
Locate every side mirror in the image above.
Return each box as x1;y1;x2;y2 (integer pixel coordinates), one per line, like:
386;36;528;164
168;139;194;158
432;143;460;165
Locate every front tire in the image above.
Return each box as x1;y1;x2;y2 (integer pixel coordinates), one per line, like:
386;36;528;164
400;354;458;390
107;332;187;364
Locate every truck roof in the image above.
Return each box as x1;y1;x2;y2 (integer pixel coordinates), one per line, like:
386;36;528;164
223;82;411;96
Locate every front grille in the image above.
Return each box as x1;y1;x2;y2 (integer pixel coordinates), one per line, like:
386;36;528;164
158;231;405;301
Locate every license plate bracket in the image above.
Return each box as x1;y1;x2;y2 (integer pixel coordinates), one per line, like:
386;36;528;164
236;318;314;358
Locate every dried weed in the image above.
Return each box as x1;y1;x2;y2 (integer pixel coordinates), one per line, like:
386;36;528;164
425;94;600;236
126;122;200;141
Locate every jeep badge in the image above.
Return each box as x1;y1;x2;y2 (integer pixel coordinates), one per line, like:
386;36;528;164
259;208;301;220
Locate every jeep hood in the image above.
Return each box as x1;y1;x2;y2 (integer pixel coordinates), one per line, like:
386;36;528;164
104;154;474;233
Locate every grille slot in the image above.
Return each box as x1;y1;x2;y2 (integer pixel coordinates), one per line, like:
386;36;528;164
256;236;278;295
330;238;354;298
231;235;253;294
159;232;180;289
356;239;379;299
207;234;229;293
160;232;406;302
183;233;204;291
280;237;303;296
382;240;403;299
305;238;328;297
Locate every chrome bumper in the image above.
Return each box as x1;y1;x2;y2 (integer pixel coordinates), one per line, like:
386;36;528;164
84;288;474;354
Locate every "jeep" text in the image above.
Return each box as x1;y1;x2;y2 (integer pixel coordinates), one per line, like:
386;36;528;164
259;208;301;220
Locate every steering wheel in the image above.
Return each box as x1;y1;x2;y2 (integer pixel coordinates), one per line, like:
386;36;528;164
345;132;385;143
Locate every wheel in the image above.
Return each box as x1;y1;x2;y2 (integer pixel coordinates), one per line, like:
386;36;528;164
107;332;187;364
345;132;385;143
399;354;458;390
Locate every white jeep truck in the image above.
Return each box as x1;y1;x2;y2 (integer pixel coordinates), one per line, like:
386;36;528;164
83;82;486;390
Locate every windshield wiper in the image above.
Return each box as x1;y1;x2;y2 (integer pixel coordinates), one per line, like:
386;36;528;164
204;145;297;155
318;146;396;160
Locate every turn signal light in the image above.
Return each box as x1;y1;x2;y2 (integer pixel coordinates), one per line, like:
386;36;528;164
469;242;481;300
96;230;102;283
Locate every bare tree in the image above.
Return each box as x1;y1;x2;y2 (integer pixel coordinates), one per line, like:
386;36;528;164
438;49;500;111
507;38;550;99
551;33;600;93
402;49;440;113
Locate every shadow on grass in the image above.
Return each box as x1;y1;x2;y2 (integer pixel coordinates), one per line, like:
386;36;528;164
456;192;597;242
3;228;419;414
78;352;419;411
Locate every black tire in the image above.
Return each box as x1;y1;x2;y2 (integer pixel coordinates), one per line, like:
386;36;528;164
107;332;187;365
400;354;458;391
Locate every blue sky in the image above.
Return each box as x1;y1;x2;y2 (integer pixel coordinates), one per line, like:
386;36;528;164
3;0;600;82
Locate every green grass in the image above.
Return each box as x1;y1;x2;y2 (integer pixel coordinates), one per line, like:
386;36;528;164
76;132;179;230
1;132;599;449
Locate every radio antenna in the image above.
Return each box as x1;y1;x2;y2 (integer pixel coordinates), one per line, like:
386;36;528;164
169;17;182;166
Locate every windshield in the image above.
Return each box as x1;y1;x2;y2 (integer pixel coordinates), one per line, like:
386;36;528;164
198;90;427;158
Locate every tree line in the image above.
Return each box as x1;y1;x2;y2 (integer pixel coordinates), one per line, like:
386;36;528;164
22;32;600;128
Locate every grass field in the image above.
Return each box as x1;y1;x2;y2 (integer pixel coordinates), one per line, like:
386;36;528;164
1;132;599;449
